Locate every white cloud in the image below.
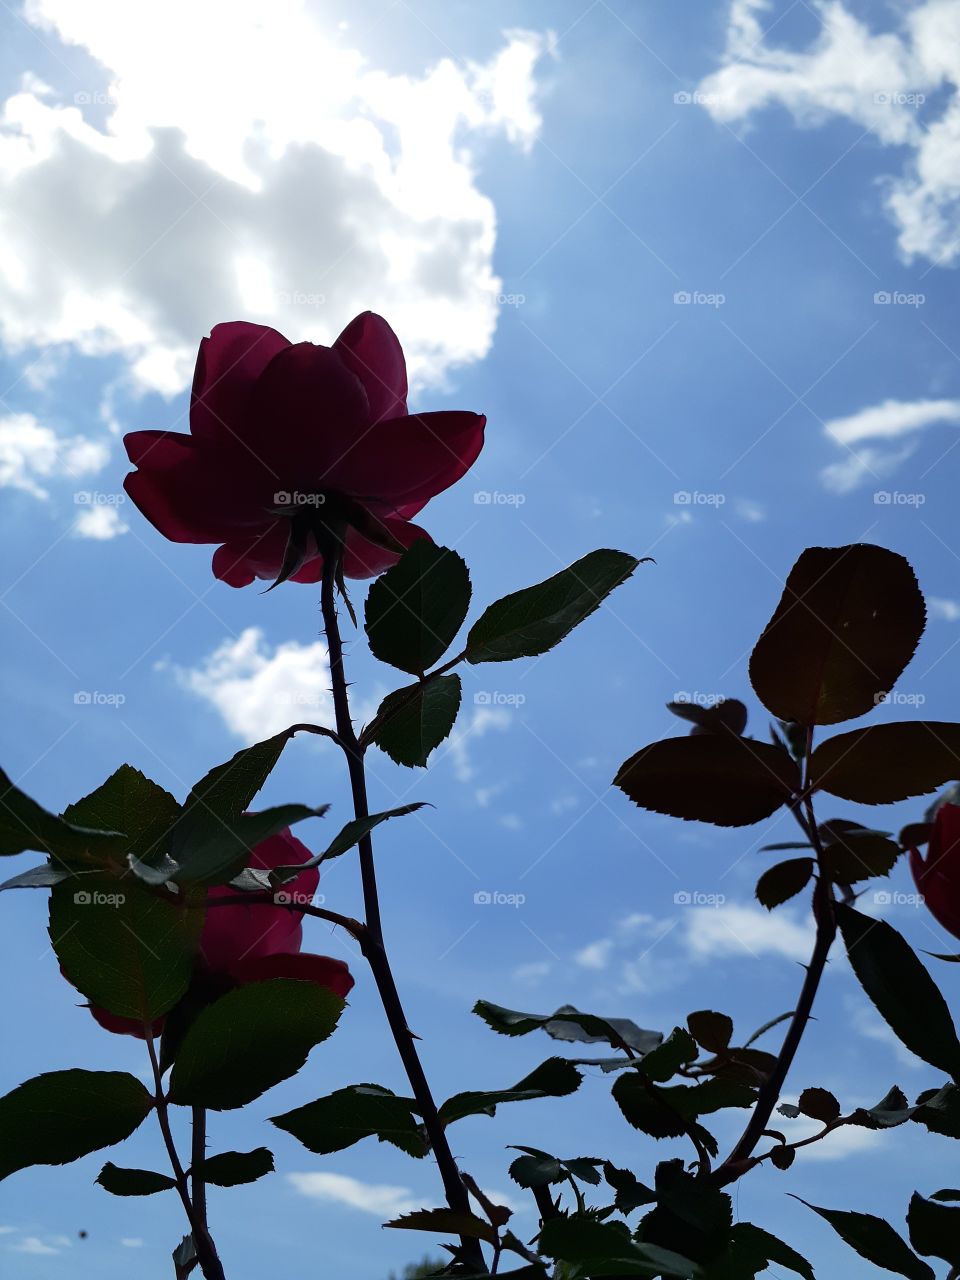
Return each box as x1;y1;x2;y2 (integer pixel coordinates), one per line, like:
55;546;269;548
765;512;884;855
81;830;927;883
513;960;551;983
819;398;960;492
575;938;614;970
447;706;512;790
0;3;552;397
0;411;109;498
10;1237;61;1255
849;999;925;1069
72;502;128;539
162;626;335;741
681;902;815;963
288;1172;417;1218
120;1238;144;1248
930;596;960;621
735;498;766;522
700;1;960;265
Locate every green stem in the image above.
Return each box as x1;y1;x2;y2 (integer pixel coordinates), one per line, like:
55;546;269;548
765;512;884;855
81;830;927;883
318;550;485;1270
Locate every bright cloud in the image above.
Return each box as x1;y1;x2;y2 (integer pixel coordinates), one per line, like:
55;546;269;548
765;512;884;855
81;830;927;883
681;902;815;963
72;502;128;539
819;397;960;492
0;411;109;498
929;596;960;621
0;2;552;399
288;1171;417;1218
699;0;960;265
10;1236;61;1255
161;626;335;741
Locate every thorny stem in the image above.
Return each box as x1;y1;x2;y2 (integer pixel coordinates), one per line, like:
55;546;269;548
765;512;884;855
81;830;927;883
144;1033;225;1280
318;549;485;1270
714;725;838;1186
191;1108;208;1240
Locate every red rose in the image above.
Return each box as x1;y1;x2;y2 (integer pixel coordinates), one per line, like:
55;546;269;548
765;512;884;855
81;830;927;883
84;828;352;1037
910;802;960;939
123;312;485;587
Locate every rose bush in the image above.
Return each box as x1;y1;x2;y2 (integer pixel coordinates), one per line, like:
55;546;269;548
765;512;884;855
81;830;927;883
83;828;353;1037
123;312;486;587
911;801;960;940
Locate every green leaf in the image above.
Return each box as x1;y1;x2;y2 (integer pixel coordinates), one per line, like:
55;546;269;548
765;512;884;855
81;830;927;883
193;1148;274;1187
798;1087;841;1124
756;858;814;909
472;1001;661;1054
820;823;901;882
171;733;319;884
666;699;747;737
97;1162;176;1196
795;1198;934;1280
49;877;202;1021
364;543;471;675
907;1192;960;1265
613;1073;687;1139
466;549;641;664
837;903;960;1077
687;1011;733;1054
850;1085;914;1130
169;979;344;1110
539;1215;701;1277
508;1148;564;1188
748;544;925;726
810;723;960;804
715;1223;814;1280
439;1058;581;1125
931;1190;960;1202
271;1084;427;1158
912;1084;960;1138
614;736;800;827
603;1162;657;1213
385;1208;498;1246
64;765;180;873
0;1070;152;1181
0;767;125;865
304;803;429;866
637;1027;698;1083
373;675;462;767
0;862;73;891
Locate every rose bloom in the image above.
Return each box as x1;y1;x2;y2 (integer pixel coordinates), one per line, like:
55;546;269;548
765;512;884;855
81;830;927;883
910;802;960;939
123;312;485;586
87;829;352;1037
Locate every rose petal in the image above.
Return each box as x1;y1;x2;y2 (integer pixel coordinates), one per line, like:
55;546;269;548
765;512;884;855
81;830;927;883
324;411;485;507
246;342;371;481
230;951;354;999
192;322;290;452
88;1004;164;1039
333;311;408;424
124;431;267;543
343;517;431;579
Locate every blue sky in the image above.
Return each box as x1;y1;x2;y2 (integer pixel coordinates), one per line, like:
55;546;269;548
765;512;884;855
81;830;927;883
2;0;960;1275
